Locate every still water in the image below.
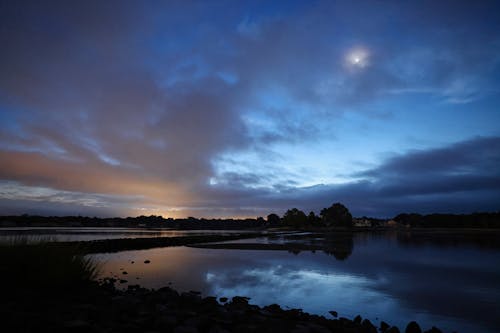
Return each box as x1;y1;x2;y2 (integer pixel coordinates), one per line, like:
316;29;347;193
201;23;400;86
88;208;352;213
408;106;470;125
91;231;500;333
0;227;253;242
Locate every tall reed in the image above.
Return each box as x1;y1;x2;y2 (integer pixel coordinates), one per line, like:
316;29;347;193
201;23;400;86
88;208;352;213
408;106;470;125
0;237;101;296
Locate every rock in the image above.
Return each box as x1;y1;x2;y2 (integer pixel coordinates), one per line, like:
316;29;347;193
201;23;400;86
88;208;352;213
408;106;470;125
387;327;401;333
144;260;151;264
156;315;177;329
362;318;373;326
424;327;442;333
181;291;202;303
183;317;201;329
219;297;228;303
173;325;198;333
306;323;331;333
362;319;377;333
158;286;179;300
155;304;168;312
405;321;422;333
380;321;390;332
127;284;141;291
63;319;91;332
329;310;338;317
284;308;303;320
353;315;362;324
122;271;128;275
290;324;310;333
119;279;128;284
264;304;282;313
202;296;218;307
231;296;250;304
207;326;230;333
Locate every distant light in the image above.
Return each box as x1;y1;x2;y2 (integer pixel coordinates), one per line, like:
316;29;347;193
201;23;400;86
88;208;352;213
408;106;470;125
345;48;370;69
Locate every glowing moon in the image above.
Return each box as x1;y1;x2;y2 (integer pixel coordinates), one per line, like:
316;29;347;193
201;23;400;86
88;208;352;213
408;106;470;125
345;48;369;69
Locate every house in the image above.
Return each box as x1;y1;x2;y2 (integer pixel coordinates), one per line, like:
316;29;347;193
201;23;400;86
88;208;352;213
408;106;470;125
353;218;372;227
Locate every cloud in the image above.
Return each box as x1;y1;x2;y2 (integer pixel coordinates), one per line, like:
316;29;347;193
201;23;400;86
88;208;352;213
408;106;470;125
308;137;500;216
195;136;500;217
1;2;500;217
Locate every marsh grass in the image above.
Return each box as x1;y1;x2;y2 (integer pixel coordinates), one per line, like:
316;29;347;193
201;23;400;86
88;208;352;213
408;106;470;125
0;237;101;297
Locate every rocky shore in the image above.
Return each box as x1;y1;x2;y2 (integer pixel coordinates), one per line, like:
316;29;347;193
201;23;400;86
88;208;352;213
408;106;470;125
2;279;443;333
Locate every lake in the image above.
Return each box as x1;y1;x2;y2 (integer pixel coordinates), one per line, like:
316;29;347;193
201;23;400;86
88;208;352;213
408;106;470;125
2;227;499;332
0;227;256;242
90;230;500;333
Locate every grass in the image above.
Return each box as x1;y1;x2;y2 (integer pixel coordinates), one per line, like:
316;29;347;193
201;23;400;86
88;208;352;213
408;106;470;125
0;237;101;298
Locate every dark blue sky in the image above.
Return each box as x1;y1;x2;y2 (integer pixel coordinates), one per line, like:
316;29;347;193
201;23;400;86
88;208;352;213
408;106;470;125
1;0;499;218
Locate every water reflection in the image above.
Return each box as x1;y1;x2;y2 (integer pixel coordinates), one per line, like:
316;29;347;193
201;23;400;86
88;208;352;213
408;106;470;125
92;232;500;333
323;232;354;260
0;227;255;243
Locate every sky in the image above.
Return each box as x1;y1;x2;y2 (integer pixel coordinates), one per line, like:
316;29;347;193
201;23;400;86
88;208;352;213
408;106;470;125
1;0;500;218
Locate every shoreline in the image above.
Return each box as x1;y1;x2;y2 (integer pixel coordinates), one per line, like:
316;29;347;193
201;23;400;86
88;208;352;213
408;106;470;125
2;230;493;332
2;279;442;333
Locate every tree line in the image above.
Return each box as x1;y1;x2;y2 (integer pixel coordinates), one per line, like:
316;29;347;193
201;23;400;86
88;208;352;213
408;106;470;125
267;202;353;228
1;203;499;228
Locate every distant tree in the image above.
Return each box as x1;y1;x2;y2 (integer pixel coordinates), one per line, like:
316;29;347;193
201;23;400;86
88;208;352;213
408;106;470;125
320;203;353;227
307;211;321;225
266;213;281;226
394;213;423;227
282;208;308;227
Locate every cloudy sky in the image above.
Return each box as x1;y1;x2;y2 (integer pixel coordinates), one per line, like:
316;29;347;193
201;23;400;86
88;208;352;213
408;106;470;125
1;0;499;218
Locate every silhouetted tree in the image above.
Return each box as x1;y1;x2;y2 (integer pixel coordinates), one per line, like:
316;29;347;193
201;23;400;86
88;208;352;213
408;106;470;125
320;203;353;227
266;213;281;226
394;213;423;227
307;211;321;225
282;208;307;227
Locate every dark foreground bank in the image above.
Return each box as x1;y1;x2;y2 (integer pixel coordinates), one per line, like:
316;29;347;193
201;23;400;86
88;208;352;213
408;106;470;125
1;279;443;333
0;236;453;333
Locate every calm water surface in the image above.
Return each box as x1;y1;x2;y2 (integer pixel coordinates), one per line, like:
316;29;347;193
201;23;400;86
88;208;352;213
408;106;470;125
91;232;500;333
0;227;254;242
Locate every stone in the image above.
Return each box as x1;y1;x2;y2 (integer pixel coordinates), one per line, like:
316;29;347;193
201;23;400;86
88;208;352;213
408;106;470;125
329;310;338;317
306;323;331;333
264;304;282;313
353;315;362;324
155;304;168;312
231;296;250;305
144;260;151;264
219;297;228;303
173;325;198;333
405;321;422;333
290;324;310;333
424;327;442;333
380;321;390;332
208;326;230;333
362;319;377;333
63;319;91;332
